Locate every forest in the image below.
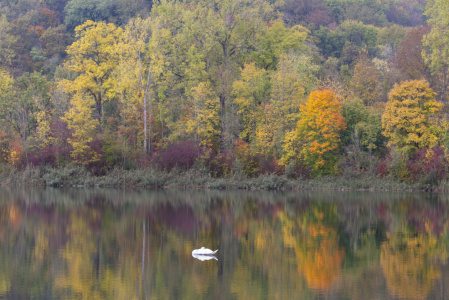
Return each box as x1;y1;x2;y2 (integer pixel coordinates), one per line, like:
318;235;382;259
0;0;448;186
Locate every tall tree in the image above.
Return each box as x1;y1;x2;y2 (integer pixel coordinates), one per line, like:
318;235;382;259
62;20;122;132
116;17;165;154
232;63;268;144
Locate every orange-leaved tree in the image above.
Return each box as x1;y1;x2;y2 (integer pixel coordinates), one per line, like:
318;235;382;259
282;89;346;175
382;80;443;156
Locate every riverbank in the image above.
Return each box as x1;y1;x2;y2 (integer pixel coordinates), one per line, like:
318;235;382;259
1;164;443;191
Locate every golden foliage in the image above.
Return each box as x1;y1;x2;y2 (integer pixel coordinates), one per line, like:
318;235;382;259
382;80;443;155
186;82;221;150
282;89;346;174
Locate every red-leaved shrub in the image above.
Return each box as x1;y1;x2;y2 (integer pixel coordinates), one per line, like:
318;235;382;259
407;146;447;182
152;141;203;171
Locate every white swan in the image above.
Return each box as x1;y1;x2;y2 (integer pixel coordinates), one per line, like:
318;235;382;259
192;253;218;261
192;247;218;256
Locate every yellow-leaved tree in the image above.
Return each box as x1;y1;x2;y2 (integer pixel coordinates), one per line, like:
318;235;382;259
232;63;268;144
62;92;99;164
282;89;346;175
63;20;122;132
382;80;443;156
186;82;221;150
61;20;122;164
115;17;166;154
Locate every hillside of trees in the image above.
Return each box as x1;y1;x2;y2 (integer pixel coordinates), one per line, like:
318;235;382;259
0;0;448;186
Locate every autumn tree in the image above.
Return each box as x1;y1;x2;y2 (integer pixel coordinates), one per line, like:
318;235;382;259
62;92;99;164
186;82;221;150
62;20;122;133
116;17;166;154
261;54;316;158
282;89;346;175
382;80;443;156
232;63;268;144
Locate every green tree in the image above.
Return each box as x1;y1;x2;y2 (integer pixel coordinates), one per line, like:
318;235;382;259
0;72;49;165
422;0;449;102
64;0;117;30
0;15;18;69
252;20;308;70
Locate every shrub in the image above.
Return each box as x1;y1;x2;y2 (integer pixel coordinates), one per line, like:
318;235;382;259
201;149;233;177
285;161;311;179
86;139;107;176
407;146;447;186
29;146;57;167
233;140;260;177
388;148;410;181
259;156;283;175
152;141;203;171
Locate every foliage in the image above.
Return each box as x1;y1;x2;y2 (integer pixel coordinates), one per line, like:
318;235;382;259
62;92;100;165
382;80;443;156
422;0;449;102
152;141;203;171
232;63;268;143
396;25;431;81
233;139;260;177
64;0;118;30
284;89;346;175
62;20;122;130
316;20;378;64
350;55;382;106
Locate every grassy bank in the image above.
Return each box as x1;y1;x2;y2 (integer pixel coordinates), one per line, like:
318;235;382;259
0;164;436;191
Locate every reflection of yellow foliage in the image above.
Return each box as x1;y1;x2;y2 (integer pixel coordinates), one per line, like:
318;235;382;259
381;234;441;300
230;262;264;300
8;204;21;229
0;274;9;296
297;223;345;291
55;210;140;300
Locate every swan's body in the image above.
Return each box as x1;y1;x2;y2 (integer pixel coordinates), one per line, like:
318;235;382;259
192;247;218;256
192;253;218;261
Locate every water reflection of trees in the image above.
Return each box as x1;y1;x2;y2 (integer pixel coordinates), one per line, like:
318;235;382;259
0;188;449;299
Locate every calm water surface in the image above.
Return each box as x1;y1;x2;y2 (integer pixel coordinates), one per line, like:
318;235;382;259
0;187;449;299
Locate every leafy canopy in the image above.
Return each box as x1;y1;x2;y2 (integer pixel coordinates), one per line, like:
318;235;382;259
382;80;443;156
